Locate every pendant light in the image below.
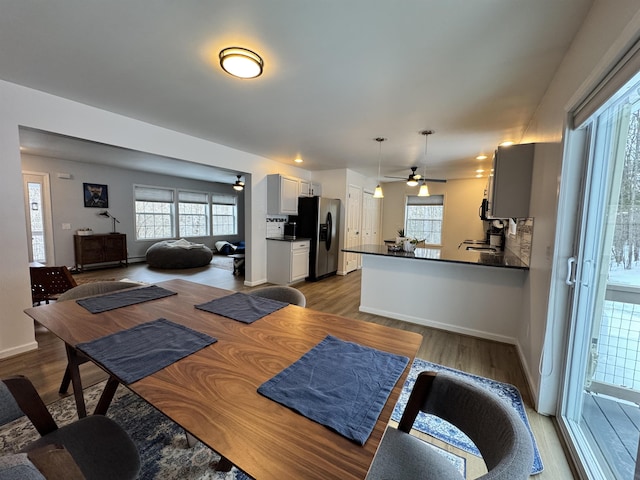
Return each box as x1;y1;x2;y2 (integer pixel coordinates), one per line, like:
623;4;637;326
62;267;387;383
233;175;245;191
418;130;433;197
373;137;386;198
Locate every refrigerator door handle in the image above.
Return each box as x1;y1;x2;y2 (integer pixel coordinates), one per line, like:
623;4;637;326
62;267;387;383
326;212;332;250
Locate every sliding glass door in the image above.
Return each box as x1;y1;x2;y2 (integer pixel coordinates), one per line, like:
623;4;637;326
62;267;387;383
560;72;640;479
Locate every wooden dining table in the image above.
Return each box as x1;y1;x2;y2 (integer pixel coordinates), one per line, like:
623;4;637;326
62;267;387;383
24;279;422;480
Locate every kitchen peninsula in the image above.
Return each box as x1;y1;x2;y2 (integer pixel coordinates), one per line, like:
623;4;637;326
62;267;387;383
343;244;529;344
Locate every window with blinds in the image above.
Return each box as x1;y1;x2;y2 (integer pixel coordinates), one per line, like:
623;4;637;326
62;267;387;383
404;194;444;245
178;190;209;237
134;186;175;240
211;193;237;236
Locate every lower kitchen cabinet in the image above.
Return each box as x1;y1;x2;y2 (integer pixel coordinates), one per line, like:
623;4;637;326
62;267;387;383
267;239;310;285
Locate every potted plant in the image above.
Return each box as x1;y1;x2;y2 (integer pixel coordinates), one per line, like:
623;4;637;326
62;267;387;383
403;237;423;253
396;228;406;245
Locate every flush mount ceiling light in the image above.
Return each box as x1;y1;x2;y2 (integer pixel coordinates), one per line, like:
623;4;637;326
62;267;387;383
233;175;245;191
418;130;434;197
219;47;264;79
373;137;386;199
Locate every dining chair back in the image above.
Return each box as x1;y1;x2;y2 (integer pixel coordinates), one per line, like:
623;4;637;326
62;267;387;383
248;285;306;307
366;371;534;480
0;375;140;480
29;266;77;305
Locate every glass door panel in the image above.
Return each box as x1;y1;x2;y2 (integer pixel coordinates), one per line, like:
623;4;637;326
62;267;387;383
561;75;640;479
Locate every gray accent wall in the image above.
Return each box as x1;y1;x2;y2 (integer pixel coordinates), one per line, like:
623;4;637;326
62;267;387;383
22;154;245;267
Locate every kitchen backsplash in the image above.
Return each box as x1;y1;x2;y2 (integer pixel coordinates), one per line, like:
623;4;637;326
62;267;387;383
505;218;533;266
266;215;287;237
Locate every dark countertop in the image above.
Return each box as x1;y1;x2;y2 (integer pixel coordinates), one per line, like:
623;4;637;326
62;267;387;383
342;244;529;270
266;236;311;242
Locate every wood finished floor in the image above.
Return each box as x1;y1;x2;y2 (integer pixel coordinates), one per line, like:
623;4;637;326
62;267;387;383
3;262;576;479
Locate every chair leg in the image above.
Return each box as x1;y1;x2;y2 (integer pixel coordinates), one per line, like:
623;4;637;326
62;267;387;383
185;431;197;448
215;456;233;472
59;364;72;394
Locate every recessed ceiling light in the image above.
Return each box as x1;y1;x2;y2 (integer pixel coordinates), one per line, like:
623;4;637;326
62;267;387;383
475;174;483;178
476;154;487;160
475;169;484;173
500;141;514;147
219;47;264;79
294;157;303;163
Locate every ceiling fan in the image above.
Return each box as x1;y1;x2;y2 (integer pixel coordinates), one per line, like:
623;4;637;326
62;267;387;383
385;166;447;184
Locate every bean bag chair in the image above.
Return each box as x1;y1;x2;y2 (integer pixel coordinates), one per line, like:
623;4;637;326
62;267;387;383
145;239;213;269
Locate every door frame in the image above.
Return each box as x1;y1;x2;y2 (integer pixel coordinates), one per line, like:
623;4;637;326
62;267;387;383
22;171;55;265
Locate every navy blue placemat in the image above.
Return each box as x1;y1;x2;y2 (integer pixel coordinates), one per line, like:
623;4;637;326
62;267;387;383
76;318;217;384
76;285;177;313
258;335;409;445
195;292;288;324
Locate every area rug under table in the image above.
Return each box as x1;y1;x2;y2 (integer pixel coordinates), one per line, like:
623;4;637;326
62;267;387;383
0;382;250;480
392;358;544;475
0;381;464;479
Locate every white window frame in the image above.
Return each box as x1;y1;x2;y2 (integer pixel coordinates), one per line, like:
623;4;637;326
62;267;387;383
404;194;444;246
134;185;175;240
211;193;238;236
178;190;209;238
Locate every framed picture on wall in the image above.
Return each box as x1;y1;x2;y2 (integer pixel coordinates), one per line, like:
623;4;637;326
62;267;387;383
83;183;109;208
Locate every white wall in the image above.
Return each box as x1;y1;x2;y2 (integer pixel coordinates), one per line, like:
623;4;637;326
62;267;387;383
519;1;640;413
0;79;308;358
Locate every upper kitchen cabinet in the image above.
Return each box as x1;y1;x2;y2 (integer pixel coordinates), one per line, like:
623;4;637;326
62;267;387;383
299;180;322;197
299;179;312;197
267;174;300;215
486;143;535;219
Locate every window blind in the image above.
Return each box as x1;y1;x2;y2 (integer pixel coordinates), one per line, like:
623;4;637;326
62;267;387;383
178;190;208;203
211;194;237;205
134;186;174;202
573;39;640;128
406;194;444;206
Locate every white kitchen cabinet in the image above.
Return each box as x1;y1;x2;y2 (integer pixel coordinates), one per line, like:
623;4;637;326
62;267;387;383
267;174;300;215
486;143;535;219
311;182;322;196
299;179;312;197
267;239;310;285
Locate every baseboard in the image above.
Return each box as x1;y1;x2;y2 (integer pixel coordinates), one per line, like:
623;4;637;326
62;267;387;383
244;278;267;287
0;340;38;360
359;305;517;345
515;339;549;415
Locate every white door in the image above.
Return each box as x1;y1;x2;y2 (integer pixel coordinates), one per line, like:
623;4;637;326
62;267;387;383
22;172;55;264
362;191;381;246
345;185;362;273
559;75;640;480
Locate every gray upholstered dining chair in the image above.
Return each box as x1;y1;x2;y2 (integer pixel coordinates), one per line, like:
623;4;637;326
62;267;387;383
248;285;306;307
0;375;140;480
366;371;534;480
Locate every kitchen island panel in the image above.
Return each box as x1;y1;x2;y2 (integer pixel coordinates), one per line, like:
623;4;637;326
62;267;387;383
359;254;526;344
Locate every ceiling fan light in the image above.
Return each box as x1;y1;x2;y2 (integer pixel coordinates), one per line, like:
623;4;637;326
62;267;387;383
219;47;264;79
233;174;245;191
418;181;430;197
406;179;419;187
373;184;384;198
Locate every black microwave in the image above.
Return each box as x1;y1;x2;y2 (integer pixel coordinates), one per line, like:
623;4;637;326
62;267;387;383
479;198;489;220
284;222;297;237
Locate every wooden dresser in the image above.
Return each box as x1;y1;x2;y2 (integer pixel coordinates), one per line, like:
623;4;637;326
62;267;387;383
74;233;127;271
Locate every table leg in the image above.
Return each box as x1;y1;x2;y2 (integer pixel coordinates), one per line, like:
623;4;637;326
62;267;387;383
93;376;119;415
65;345;87;418
215;456;233;472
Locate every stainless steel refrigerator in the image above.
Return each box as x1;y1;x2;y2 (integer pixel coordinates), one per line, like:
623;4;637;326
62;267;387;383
295;196;341;281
